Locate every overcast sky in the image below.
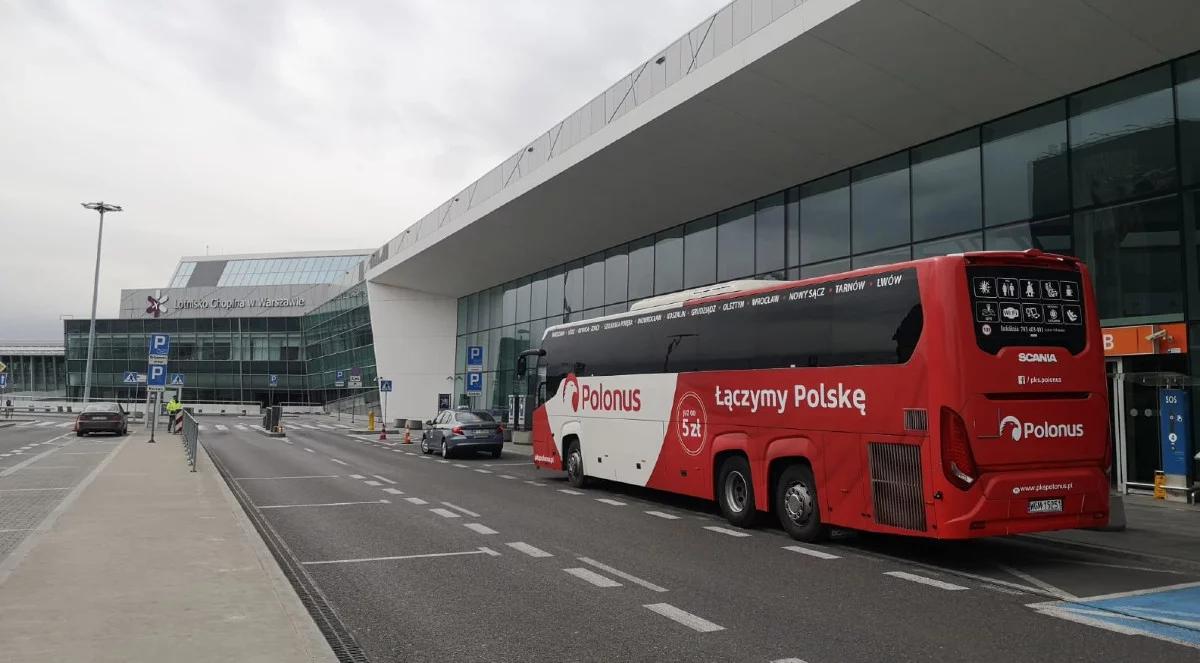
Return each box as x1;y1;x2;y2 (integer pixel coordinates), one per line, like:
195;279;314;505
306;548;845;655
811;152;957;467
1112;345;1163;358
0;0;728;339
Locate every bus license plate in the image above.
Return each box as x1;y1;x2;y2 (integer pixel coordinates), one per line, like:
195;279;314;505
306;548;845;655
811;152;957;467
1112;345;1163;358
1028;498;1063;514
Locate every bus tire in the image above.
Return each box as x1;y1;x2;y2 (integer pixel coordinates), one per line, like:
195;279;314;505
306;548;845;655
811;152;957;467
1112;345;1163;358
775;464;829;542
717;455;757;528
565;440;587;488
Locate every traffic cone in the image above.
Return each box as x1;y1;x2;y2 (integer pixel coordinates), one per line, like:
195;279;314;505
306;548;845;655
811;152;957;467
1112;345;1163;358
379;424;387;441
403;429;412;445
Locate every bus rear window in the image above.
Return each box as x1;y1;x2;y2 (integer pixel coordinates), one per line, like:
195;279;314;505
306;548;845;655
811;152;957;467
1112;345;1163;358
967;265;1086;355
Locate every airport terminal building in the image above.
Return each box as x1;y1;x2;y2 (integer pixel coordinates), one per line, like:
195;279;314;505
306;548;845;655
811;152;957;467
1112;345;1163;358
30;1;1200;493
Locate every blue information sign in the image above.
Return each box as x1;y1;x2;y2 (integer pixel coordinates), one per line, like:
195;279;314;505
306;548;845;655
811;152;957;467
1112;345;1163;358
335;370;346;388
169;373;185;386
379;379;392;393
1159;389;1191;476
269;374;279;388
467;346;484;371
0;374;7;389
123;371;139;384
147;364;167;389
465;371;483;395
148;334;171;357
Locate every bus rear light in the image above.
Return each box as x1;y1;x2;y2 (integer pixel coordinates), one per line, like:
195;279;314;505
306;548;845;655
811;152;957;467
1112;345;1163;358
940;407;978;491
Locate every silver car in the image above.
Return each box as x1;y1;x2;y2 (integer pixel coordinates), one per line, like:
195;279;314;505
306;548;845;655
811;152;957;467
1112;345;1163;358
420;410;504;459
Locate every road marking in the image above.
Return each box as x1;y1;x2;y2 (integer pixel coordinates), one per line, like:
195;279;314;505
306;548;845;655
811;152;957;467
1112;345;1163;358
642;603;724;633
258;499;390;510
281;439;294;445
215;424;229;431
36;421;54;427
363;480;382;486
235;424;248;431
525;481;546;487
317;424;335;429
0;528;36;533
564;567;621;588
0;487;71;492
463;523;498;535
771;659;809;662
333;423;351;428
299;424;318;429
441;501;481;517
474;469;492;474
595;498;626;506
506;542;552;558
884;571;968;591
436;459;450;464
304;448;315;453
557;489;583;495
57;422;73;428
383;488;404;495
486;461;532;467
303;547;497;566
234;475;340;481
578;557;667;592
404;497;428;505
348;474;366;479
499;474;517;479
703;526;750;538
645;510;680;520
329;458;348;465
997;563;1076;600
372;475;397;484
61;451;110;455
0;433;72;477
453;463;468;468
479;546;501;557
783;545;841;560
429;508;461;519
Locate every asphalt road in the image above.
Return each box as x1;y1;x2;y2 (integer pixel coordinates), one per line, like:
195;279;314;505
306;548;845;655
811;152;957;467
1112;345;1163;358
201;416;1200;662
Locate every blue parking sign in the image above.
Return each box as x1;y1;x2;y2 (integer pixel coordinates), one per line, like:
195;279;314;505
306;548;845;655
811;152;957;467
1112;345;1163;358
467;345;484;371
147;364;167;389
148;334;171;357
465;372;483;395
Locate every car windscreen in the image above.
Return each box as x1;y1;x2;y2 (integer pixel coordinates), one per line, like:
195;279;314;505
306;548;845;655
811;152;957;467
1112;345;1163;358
83;403;121;413
456;412;495;423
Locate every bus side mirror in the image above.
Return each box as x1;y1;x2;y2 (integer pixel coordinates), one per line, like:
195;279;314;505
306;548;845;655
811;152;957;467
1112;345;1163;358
516;348;545;378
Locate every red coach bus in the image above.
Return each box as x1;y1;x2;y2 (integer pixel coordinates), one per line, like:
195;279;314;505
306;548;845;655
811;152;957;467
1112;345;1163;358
519;250;1109;541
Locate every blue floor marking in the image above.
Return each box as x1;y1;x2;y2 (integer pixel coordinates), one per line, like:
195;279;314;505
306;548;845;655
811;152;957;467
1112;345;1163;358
1030;583;1200;650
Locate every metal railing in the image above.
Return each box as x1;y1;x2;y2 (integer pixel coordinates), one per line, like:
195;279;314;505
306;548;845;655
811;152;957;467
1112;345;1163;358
181;410;200;472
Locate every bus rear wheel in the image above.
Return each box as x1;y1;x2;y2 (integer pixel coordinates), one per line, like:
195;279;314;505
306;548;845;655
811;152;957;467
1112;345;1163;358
717;456;757;528
775;464;829;542
565;440;587;488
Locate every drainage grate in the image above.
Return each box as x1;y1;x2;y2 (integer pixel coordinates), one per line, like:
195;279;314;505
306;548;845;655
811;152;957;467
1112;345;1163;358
207;450;371;663
868;442;928;532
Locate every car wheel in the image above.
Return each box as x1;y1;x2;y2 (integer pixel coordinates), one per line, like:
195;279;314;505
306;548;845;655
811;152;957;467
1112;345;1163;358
420;436;429;454
717;455;757;528
441;439;450;459
775;463;829;542
565;440;587;488
491;449;502;459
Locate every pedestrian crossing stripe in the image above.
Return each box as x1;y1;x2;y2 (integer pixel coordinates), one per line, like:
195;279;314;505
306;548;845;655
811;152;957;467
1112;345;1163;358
216;424;229;431
236;424;248;431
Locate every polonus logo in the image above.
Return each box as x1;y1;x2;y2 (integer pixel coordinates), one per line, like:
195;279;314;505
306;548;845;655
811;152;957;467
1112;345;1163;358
561;374;642;413
999;415;1084;442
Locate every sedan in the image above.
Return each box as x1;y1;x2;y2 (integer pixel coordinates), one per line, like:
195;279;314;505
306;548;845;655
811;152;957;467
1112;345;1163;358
420;410;504;459
75;402;129;436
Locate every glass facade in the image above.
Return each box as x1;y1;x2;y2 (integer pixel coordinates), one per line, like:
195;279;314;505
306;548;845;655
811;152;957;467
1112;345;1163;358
453;52;1200;442
0;351;66;396
217;255;365;286
62;282;376;407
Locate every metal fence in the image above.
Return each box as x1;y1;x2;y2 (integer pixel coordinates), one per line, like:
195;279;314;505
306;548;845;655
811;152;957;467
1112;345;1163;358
181;410;200;472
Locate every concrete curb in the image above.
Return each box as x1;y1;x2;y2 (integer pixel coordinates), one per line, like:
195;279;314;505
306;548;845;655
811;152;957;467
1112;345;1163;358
253;427;287;438
203;443;338;663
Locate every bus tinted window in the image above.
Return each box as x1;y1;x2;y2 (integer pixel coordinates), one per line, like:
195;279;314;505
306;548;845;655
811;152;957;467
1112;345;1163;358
542;268;921;395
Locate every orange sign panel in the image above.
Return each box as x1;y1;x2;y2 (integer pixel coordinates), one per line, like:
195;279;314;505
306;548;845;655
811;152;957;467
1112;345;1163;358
1102;323;1188;356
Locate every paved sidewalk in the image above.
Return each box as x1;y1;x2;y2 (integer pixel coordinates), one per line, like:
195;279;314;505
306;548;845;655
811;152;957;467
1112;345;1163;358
1027;494;1200;565
0;432;335;662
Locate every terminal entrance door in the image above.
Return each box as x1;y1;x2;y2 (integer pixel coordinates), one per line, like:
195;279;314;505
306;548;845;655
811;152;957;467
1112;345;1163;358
1107;354;1189;494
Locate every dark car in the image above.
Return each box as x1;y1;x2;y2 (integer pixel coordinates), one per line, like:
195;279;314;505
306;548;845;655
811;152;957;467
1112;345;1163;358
75;402;128;436
420;410;503;459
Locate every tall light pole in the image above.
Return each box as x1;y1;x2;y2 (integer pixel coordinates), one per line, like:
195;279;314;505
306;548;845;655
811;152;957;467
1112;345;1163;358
80;202;122;403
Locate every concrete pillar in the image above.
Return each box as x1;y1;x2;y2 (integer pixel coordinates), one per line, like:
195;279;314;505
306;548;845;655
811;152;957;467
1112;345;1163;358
366;281;457;424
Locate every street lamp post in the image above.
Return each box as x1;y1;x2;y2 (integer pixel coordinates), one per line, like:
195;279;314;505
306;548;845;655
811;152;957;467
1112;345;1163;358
80;201;122;403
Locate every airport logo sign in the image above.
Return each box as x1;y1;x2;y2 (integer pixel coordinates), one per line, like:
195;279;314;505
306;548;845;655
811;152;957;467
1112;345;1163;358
146;290;169;318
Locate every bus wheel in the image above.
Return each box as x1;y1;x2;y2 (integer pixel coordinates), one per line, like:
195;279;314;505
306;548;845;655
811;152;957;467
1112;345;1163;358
775;464;829;542
717;456;757;528
565;441;587;488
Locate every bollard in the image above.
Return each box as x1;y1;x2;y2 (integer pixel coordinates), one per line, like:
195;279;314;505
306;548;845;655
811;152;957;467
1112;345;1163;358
403;428;412;445
379;424;387;441
1153;470;1167;499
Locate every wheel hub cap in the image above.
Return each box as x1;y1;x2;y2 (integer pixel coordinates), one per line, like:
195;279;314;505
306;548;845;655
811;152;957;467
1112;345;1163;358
783;482;813;525
725;471;748;513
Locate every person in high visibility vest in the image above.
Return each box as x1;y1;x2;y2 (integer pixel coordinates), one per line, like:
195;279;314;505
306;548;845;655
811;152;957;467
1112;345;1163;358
166;396;182;432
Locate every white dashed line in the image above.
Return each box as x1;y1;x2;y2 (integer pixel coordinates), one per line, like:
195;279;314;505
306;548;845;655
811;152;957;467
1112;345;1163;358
304;448;315;453
382;488;404;495
563;567;621;588
429;508;461;519
363;480;382;486
783;545;841;560
453;463;468;468
317;424;335;429
36;421;54;427
525;481;546;487
557;489;583;495
234;475;340;481
258;500;389;509
578;557;667;592
463;523;498;535
436;459;450;464
595;498;626;506
302;547;495;566
884;571;968;591
771;658;810;662
645;511;680;520
441;502;480;518
404;497;428;505
348;474;365;479
215;424;229;431
236;424;248;431
281;439;293;445
506;542;553;558
299;424;318;429
57;422;73;428
474;469;492;474
642;603;724;632
499;474;517;479
703;526;751;538
329;458;348;466
372;475;397;484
